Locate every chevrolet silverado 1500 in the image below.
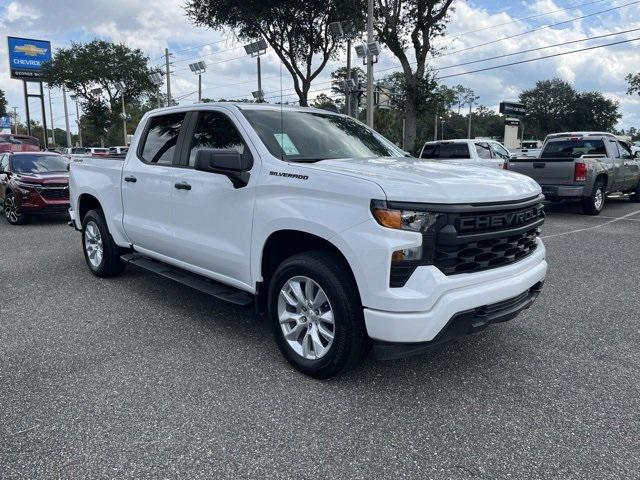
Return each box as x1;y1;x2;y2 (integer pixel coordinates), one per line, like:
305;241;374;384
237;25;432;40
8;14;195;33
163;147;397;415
69;103;547;377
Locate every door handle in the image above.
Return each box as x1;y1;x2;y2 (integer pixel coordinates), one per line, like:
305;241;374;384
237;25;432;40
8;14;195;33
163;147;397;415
533;162;545;168
174;182;192;191
124;176;137;183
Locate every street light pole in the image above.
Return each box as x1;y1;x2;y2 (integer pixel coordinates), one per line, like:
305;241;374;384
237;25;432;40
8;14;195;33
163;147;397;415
256;55;262;103
12;107;18;134
244;39;267;103
47;86;55;146
70;95;83;147
62;87;72;148
366;0;374;128
165;48;172;106
467;101;473;139
121;92;127;145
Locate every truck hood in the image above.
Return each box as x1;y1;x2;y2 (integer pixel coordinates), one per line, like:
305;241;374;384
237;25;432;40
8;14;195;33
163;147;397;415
311;157;541;203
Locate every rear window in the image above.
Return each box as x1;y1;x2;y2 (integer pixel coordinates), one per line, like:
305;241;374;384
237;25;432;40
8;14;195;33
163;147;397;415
541;139;606;158
421;143;470;159
140;113;186;165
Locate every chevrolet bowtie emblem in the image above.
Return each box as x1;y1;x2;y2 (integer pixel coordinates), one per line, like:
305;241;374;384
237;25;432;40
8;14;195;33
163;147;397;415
15;44;47;56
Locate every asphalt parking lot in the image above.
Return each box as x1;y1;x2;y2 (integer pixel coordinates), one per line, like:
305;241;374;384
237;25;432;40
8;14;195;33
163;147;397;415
1;199;639;479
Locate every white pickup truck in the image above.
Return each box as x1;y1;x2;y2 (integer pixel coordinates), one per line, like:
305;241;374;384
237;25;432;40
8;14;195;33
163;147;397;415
69;103;547;378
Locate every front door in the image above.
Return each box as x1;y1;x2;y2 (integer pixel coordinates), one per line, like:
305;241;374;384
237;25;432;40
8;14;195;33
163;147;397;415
170;109;257;288
121;111;187;256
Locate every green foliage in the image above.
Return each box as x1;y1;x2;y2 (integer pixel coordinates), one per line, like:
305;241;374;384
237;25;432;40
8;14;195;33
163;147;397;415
311;93;340;112
519;78;621;138
41;39;160;146
330;67;366;96
626;73;640;96
0;89;7;117
186;0;354;105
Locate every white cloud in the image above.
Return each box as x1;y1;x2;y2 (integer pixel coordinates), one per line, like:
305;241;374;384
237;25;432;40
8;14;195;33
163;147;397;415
5;1;41;22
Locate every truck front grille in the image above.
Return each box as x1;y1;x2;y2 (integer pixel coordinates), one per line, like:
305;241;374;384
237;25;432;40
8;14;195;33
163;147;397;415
434;227;539;275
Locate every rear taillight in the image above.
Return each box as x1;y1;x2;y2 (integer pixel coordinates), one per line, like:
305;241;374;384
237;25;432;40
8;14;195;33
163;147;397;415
575;162;587;182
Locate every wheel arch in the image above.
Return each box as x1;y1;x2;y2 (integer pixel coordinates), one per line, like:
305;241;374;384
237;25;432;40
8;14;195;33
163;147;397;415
77;193;102;223
256;229;361;315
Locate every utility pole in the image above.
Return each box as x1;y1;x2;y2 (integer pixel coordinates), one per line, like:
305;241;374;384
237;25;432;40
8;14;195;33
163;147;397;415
434;114;438;141
62;87;72;148
346;39;352;117
12;107;18;134
198;73;202;102
467;102;473;139
48;86;55;146
70;95;83;147
165;48;172;106
366;0;374;128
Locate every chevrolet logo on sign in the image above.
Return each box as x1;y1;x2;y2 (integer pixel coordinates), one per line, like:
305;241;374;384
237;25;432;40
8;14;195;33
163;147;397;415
14;44;48;56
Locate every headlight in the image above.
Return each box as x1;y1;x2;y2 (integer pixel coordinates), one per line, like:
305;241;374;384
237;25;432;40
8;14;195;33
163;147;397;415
15;181;39;190
370;200;440;232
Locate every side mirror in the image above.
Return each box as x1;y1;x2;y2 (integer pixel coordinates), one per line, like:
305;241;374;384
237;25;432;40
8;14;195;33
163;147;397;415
194;148;252;188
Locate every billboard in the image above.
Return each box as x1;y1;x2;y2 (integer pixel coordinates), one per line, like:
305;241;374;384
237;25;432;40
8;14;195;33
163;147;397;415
0;116;12;129
7;36;52;80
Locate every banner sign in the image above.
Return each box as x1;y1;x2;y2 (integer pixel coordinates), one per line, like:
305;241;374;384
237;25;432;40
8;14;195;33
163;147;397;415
7;36;52;80
499;101;526;116
0;116;12;129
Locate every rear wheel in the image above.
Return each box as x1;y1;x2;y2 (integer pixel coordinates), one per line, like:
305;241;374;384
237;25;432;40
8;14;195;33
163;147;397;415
3;192;29;225
268;251;369;378
82;209;126;277
581;179;605;215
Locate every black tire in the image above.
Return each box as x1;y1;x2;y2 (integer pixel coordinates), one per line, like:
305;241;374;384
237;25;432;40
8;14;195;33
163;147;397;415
3;192;30;225
630;182;640;202
581;179;606;215
81;209;126;277
268;250;370;378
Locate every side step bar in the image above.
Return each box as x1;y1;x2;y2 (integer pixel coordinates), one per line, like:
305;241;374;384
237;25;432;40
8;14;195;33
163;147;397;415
120;253;253;306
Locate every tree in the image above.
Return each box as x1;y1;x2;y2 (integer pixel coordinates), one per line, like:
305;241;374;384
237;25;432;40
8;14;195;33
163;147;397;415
312;93;340;111
520;78;620;138
373;0;456;153
42;39;159;145
330;66;366;96
574;91;621;132
627;72;640;96
186;0;358;106
0;89;7;117
519;78;577;138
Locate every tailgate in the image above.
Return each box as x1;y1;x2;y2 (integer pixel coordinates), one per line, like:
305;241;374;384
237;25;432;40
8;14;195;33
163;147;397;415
509;157;575;184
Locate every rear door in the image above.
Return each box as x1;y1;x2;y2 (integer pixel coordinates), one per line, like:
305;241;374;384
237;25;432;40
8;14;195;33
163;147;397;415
121;111;187;256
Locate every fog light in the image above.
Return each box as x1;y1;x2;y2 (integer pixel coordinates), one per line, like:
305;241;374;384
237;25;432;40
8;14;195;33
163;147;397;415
392;246;423;263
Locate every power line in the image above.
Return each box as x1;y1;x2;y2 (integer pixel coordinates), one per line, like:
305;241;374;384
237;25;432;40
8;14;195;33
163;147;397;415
437;35;640;80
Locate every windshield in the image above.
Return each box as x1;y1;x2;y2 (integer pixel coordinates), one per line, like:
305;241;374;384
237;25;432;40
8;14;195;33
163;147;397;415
541;139;606;158
12;154;69;174
241;109;397;162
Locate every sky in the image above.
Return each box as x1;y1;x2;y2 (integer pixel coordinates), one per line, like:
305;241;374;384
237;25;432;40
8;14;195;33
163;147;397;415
1;0;639;136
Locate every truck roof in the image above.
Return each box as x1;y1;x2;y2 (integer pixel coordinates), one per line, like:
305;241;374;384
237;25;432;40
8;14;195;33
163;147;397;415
146;102;339;116
545;131;616;140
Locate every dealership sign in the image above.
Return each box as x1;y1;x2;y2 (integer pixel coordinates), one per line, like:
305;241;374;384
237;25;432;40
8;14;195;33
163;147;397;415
7;36;52;79
499;101;526;116
0;116;11;129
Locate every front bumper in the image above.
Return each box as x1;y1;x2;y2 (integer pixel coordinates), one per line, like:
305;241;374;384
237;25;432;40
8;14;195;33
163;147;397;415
362;244;547;344
540;184;584;198
373;281;543;360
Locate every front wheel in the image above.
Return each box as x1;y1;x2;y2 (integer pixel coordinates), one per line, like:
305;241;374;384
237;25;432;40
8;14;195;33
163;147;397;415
581;180;606;215
268;251;370;378
82;209;126;277
3;193;29;225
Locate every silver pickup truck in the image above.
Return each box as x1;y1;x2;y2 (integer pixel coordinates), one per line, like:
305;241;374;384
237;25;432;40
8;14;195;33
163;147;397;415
509;132;640;215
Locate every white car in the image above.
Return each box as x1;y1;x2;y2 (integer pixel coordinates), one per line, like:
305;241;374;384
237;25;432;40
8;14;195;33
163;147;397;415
69;104;547;378
513;140;542;158
109;146;129;155
419;139;511;169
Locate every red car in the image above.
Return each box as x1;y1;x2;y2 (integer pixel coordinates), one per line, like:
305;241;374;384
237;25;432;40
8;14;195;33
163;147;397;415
0;134;40;153
0;152;70;225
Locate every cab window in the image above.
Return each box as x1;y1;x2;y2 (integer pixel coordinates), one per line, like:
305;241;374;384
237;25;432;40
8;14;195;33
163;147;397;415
617;141;633;159
188;111;248;167
475;143;492;159
139;112;186;165
490;142;510;159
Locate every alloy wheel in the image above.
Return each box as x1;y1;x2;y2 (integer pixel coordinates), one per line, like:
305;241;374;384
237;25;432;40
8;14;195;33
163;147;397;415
4;196;19;223
277;276;335;360
84;221;104;269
